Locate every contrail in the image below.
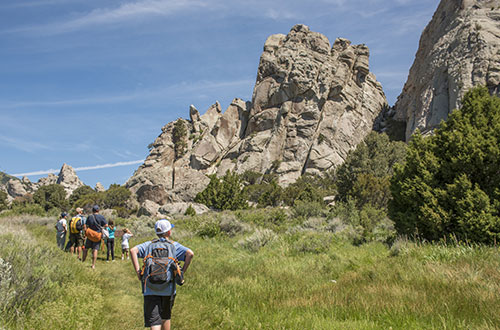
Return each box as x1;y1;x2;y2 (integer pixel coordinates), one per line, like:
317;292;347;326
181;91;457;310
12;159;145;177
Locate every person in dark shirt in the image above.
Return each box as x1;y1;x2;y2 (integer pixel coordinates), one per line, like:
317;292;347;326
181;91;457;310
82;204;108;269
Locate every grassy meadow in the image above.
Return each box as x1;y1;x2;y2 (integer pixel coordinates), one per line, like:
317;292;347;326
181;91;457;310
1;212;500;329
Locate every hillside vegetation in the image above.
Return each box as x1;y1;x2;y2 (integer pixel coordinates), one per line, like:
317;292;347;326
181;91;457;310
1;213;500;329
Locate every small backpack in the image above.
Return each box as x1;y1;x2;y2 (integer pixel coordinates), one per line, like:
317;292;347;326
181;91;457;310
70;216;83;234
141;239;183;293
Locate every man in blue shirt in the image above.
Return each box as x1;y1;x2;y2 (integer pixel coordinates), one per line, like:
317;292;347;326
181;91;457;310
82;205;108;269
131;219;194;330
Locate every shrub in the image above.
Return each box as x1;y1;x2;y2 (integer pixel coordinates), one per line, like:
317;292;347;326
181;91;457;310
330;199;395;244
335;131;406;209
0;191;8;211
33;184;68;212
196;218;221;238
195;171;248;210
173;119;188;159
237;229;277;252
219;217;250;237
287;231;332;254
184;205;196;216
103;184;131;209
292;200;326;219
69;185;95;207
282;174;330;206
389;87;500;244
0;204;46;218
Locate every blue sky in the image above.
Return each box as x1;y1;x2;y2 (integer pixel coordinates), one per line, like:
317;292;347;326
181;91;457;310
0;0;439;189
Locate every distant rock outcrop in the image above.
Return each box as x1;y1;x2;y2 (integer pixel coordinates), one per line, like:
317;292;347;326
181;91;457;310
57;163;85;197
2;164;85;201
394;0;500;140
127;25;387;206
95;182;106;192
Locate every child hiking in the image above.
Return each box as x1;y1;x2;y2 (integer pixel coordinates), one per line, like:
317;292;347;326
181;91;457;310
106;219;116;261
121;228;133;260
130;219;194;330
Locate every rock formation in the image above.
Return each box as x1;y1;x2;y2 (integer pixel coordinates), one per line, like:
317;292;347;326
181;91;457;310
394;0;500;140
95;182;106;192
57;163;85;197
127;25;387;206
1;164;85;201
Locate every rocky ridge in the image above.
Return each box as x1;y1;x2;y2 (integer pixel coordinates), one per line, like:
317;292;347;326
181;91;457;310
1;164;85;202
126;24;388;208
393;0;500;140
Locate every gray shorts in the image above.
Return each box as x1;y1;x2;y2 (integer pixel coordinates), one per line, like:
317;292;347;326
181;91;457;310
84;239;101;250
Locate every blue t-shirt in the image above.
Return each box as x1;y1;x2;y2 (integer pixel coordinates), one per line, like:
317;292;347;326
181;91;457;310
107;227;116;239
136;238;189;296
86;214;107;233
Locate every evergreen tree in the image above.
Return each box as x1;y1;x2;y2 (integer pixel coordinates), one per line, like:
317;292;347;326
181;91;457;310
33;184;69;212
335;131;406;209
389;87;500;243
195;171;248;210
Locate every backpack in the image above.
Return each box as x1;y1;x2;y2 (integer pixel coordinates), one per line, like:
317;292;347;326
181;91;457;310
141;239;184;293
70;216;83;234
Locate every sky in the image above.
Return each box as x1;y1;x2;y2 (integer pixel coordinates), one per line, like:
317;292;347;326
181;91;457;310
0;0;440;189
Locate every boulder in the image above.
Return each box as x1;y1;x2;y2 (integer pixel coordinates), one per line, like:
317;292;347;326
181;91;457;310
159;202;209;216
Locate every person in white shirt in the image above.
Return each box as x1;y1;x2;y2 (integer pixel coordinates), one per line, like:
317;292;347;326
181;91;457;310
121;228;133;260
55;212;68;250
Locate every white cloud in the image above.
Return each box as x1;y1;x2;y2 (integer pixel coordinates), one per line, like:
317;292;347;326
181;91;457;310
12;159;145;177
3;0;208;35
0;134;52;153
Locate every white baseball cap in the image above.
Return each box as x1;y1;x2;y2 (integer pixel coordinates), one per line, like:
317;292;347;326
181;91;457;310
155;219;174;235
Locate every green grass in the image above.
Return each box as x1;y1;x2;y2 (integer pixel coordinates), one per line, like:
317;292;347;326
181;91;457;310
1;214;500;329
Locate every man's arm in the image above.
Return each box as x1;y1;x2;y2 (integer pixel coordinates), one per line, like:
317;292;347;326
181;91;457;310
130;246;142;281
182;249;194;273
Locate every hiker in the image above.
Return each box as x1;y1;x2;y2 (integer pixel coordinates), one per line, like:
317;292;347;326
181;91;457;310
130;219;194;330
55;212;68;250
106;219;116;262
68;207;86;259
82;205;108;269
121;228;133;260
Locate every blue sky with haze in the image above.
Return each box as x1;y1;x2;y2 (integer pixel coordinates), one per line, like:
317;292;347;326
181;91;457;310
0;0;439;189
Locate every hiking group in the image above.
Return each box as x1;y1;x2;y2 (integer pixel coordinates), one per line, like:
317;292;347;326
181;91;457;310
55;208;194;329
55;205;134;269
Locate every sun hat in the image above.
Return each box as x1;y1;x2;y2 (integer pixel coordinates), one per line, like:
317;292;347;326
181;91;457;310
76;207;83;213
155;219;175;235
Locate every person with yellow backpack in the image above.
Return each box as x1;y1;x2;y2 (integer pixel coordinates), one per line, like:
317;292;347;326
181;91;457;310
68;207;86;260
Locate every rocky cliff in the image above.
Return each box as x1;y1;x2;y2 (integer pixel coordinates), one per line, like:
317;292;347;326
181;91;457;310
126;25;387;208
394;0;500;140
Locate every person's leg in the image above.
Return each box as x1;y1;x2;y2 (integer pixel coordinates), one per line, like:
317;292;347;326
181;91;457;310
91;248;98;269
106;240;111;261
82;239;90;262
161;319;170;330
111;239;115;260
